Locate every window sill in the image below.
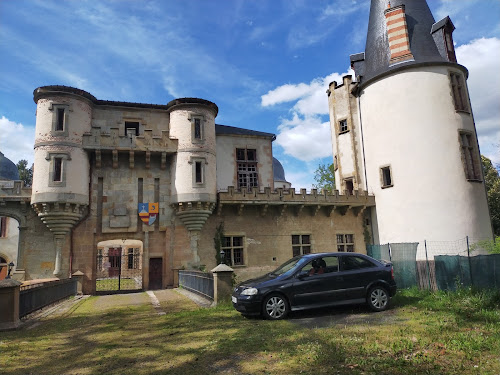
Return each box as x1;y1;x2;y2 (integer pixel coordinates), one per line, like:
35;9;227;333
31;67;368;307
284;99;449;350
381;184;394;189
466;178;483;183
338;130;350;135
230;264;246;268
455;109;470;115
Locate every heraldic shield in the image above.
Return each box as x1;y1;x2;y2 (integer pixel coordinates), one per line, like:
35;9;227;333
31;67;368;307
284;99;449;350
138;203;159;225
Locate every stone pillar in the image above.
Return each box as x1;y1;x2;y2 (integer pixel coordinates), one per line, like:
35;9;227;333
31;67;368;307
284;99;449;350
0;279;22;331
211;264;234;304
72;270;84;295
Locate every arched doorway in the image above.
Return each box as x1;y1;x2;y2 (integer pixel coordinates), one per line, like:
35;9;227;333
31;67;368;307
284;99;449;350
96;239;143;293
0;215;19;280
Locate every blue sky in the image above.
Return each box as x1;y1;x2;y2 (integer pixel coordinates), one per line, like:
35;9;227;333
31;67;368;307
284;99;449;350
1;0;499;189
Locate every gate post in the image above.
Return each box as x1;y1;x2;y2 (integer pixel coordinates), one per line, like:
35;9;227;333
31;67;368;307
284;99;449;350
0;279;22;331
211;264;234;304
72;270;84;295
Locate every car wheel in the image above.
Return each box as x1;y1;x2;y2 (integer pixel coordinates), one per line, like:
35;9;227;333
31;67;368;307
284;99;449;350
368;286;389;312
262;294;289;320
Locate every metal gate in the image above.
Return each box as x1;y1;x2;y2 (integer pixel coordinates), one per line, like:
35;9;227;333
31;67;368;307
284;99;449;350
96;247;143;293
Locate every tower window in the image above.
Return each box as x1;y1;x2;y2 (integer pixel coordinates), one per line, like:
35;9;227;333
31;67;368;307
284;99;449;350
53;158;62;182
337;234;354;252
339;119;348;134
450;72;469;112
380;166;393;188
56;108;65;131
344;179;354;195
194;118;201;139
195;161;203;183
459;131;481;181
125;121;140;136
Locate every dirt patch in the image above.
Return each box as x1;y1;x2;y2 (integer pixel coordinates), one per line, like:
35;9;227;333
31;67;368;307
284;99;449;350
154;289;201;313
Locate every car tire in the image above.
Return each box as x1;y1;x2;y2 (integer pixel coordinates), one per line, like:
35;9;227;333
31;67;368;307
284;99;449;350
262;294;289;320
367;286;390;312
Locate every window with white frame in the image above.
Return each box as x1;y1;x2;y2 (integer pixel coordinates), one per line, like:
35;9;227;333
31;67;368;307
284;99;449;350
339;119;348;134
236;148;258;191
222;236;244;266
459;131;481;181
292;234;311;257
337;234;354;252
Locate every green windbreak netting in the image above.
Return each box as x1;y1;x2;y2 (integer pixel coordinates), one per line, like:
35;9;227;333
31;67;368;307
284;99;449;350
434;255;471;291
366;244;390;261
469;254;500;289
390;243;419;289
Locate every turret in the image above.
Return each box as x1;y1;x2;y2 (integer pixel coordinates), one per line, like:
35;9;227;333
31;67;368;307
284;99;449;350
32;86;91;276
167;98;218;264
329;0;493;244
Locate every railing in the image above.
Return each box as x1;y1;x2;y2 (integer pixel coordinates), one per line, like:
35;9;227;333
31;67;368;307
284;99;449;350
19;278;77;318
178;270;214;300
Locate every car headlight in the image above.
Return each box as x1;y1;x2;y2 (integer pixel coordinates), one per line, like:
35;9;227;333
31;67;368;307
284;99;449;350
241;287;258;296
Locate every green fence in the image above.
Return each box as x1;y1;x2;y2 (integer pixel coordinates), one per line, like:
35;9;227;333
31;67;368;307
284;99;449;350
367;237;499;291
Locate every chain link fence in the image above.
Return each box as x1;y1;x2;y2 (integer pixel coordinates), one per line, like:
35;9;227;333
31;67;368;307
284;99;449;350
367;237;499;291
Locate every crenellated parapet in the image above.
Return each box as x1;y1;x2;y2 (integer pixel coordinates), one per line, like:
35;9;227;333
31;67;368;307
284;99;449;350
218;186;374;217
83;127;178;153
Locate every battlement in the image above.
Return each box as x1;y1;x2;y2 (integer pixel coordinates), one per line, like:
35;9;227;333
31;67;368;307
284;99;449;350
82;127;178;153
217;186;374;217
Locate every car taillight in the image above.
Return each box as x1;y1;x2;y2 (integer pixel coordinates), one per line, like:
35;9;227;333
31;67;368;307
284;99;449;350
391;267;394;280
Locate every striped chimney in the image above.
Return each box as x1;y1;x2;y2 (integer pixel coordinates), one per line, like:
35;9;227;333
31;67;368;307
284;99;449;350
384;4;414;64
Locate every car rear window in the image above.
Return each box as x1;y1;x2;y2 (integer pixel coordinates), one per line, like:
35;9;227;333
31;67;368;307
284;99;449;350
341;256;376;271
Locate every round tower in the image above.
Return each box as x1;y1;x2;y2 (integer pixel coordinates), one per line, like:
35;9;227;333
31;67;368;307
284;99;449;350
344;0;493;244
167;98;218;263
32;86;92;275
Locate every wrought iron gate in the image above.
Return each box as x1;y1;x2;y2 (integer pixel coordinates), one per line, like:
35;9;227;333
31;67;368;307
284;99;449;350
96;247;143;293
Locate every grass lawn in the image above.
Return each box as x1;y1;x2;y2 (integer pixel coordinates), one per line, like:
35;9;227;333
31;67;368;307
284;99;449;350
1;288;499;375
95;278;141;291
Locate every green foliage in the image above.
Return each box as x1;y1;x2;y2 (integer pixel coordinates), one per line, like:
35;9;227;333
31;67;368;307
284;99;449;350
313;163;335;193
482;155;500;235
16;159;33;187
213;222;225;264
471;236;500;254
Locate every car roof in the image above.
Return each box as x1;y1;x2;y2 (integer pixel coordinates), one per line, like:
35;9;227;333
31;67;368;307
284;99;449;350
302;252;368;259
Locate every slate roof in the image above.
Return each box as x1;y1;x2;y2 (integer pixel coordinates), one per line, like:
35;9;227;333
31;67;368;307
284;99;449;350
215;124;276;140
359;0;449;86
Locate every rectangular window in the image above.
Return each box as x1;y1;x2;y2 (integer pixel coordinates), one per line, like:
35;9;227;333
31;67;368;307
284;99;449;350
292;234;311;257
125;121;139;136
344;179;354;195
339;119;348;133
194;118;201;139
459;131;481;181
0;217;6;238
222;236;244;266
53;158;63;182
450;72;468;112
56;108;65;131
97;249;103;271
337;234;354;252
127;248;139;269
381;166;393;188
236;148;258;191
195;161;203;183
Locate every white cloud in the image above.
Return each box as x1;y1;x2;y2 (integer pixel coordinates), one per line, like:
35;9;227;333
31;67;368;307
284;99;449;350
0;116;35;165
456;37;500;165
262;69;353;162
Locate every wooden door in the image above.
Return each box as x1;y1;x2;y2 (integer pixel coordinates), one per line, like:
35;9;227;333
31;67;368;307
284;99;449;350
149;258;163;290
108;247;121;278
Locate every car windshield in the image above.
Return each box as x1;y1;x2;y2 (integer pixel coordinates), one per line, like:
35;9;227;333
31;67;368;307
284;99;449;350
270;256;308;277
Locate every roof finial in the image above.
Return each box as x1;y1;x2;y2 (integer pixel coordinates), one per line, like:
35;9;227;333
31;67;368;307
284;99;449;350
387;1;391;9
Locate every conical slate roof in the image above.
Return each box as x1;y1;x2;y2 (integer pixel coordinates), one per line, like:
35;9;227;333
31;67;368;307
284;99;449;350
360;0;448;83
0;152;19;180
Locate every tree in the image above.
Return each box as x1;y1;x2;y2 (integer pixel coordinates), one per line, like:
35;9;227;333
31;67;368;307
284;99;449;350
213;222;225;264
16;159;33;187
313;163;335;193
482;155;500;236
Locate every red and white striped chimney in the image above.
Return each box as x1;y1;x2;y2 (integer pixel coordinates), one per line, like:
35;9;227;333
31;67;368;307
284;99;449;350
384;3;414;64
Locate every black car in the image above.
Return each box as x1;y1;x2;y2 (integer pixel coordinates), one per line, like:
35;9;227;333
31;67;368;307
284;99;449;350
232;252;397;320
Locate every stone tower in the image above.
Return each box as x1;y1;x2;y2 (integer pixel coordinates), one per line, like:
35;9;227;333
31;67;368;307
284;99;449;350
32;86;91;276
328;0;493;244
167;98;218;264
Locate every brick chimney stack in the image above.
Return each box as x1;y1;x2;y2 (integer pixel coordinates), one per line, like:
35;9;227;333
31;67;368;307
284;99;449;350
384;4;414;64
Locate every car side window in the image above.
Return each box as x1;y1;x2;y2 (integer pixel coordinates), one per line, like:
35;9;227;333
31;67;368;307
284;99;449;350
322;256;339;273
341;256;376;271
